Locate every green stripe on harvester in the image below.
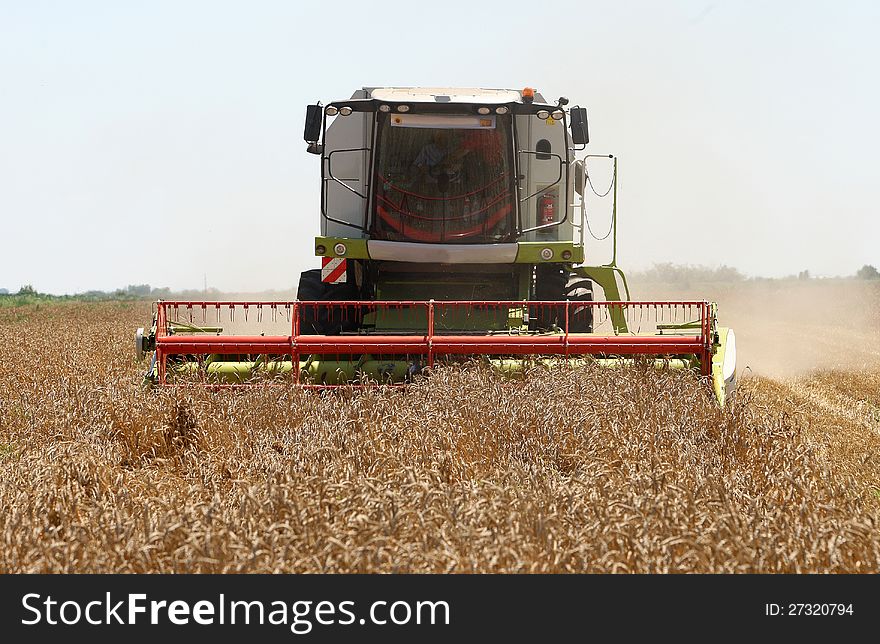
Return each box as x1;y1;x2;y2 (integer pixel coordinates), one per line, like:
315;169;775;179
514;242;583;263
314;237;370;259
315;237;585;264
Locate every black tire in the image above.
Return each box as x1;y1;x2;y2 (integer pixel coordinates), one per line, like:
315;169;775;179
533;264;568;331
297;269;327;334
531;266;593;332
296;269;324;300
297;268;361;335
564;275;593;333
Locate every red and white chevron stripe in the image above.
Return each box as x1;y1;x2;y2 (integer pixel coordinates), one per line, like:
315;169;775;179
321;257;347;284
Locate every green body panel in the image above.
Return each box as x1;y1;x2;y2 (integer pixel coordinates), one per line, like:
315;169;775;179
514;242;584;264
373;265;529;331
314;236;583;264
370;306;521;332
376;270;524;301
570;265;631;333
314;237;369;260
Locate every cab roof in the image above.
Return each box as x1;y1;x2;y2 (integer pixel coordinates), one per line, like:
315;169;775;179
363;87;547;104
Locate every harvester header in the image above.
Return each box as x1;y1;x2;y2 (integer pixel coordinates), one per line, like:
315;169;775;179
136;86;737;404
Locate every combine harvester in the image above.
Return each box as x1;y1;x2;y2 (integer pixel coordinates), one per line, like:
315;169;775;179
135;87;737;404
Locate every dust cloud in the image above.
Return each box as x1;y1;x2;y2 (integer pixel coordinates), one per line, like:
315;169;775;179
636;280;880;378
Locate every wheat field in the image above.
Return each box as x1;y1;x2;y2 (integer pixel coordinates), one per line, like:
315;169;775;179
0;292;878;573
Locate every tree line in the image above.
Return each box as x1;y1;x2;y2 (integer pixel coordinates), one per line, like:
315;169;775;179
633;263;879;284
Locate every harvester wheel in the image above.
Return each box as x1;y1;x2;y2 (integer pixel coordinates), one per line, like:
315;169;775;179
533;264;568;331
297;269;326;334
564;275;593;333
297;268;361;335
533;266;593;332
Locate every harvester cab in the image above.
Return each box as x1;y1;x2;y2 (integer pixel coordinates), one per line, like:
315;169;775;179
137;86;737;404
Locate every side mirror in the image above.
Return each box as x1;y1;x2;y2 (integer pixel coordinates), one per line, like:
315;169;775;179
570;107;589;145
303;103;323;143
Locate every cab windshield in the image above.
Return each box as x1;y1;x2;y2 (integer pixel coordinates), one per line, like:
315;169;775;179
371;112;515;243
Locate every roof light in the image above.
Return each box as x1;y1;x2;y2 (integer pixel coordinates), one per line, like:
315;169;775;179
325;106;338;116
551;109;565;120
536;109;550;120
397;104;410;113
495;106;509;115
477;106;491;115
379;104;391;112
522;87;535;103
339;106;353;116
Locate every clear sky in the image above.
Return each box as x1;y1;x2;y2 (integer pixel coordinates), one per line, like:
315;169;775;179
1;1;877;294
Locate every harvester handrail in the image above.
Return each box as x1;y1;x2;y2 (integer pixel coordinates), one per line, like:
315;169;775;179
325;147;369;199
517;150;569;236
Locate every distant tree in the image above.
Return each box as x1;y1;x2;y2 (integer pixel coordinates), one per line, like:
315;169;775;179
798;270;810;281
713;265;746;282
126;284;153;296
0;288;8;295
17;284;36;295
636;263;745;284
856;264;880;280
82;290;110;299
